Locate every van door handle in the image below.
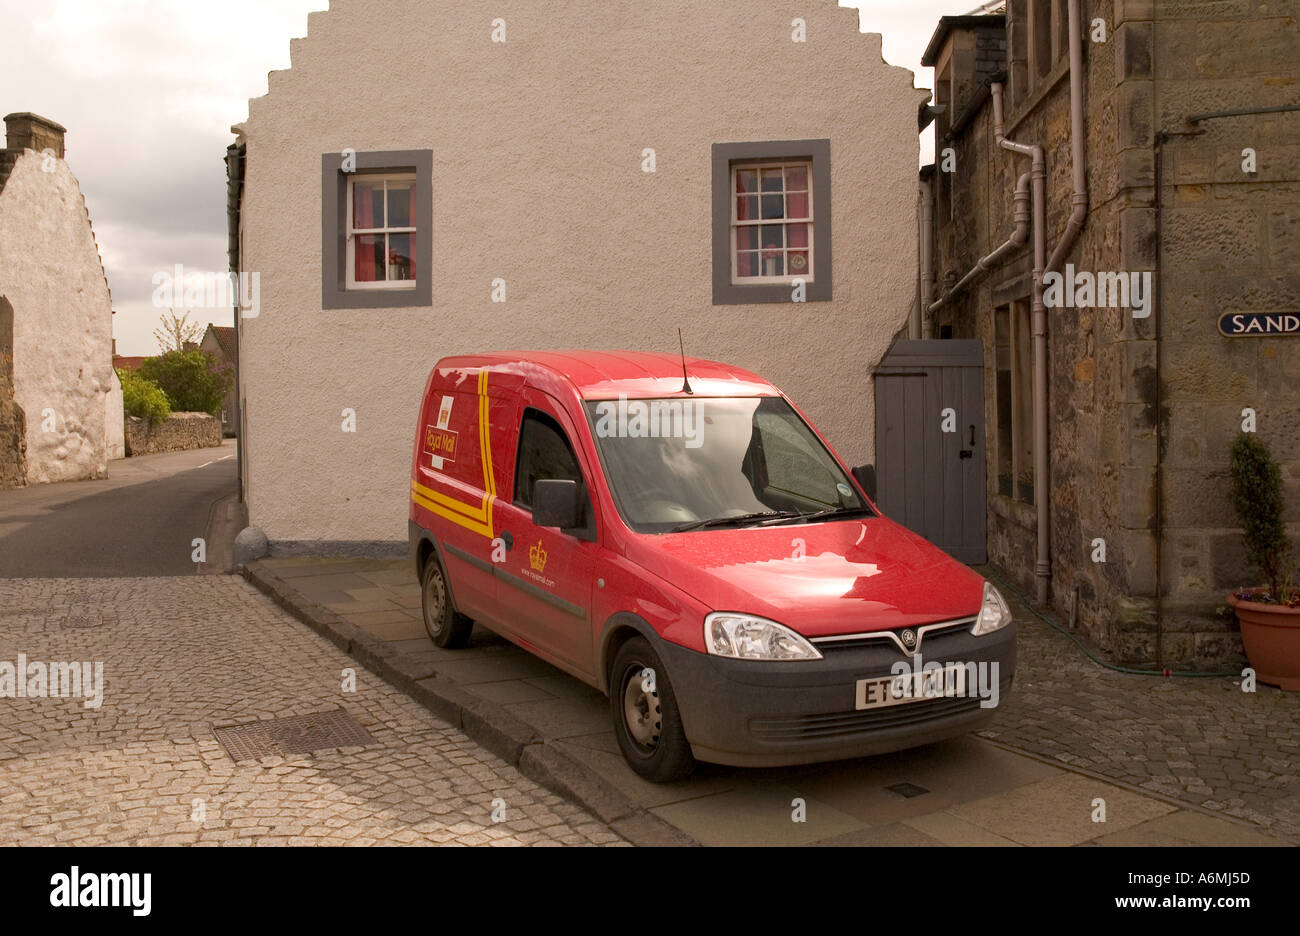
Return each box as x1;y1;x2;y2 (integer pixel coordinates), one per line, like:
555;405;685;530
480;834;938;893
501;530;514;551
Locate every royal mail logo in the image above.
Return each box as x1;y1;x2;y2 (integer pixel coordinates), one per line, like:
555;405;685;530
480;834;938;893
529;539;548;573
424;424;458;466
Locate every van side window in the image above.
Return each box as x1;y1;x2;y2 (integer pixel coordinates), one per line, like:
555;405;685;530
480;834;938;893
513;410;596;538
513;409;582;498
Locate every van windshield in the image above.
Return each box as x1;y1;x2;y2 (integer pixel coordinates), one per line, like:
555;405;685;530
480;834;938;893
583;396;872;534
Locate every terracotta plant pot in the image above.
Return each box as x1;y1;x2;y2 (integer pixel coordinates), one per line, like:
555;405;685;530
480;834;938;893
1227;590;1300;690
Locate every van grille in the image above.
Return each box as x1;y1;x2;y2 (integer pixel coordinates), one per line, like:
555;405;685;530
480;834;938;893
749;693;985;742
811;617;975;653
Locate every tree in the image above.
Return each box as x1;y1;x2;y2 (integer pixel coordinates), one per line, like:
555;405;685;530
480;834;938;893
154;310;203;354
1229;433;1291;600
117;368;171;424
138;350;232;417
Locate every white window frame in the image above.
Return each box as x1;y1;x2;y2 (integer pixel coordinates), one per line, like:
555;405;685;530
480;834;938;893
345;173;418;291
729;161;815;286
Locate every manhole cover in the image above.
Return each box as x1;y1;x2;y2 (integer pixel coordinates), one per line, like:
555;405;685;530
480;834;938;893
214;709;375;761
886;782;930;799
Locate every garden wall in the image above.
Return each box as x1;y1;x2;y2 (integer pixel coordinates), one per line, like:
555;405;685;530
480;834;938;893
125;412;221;456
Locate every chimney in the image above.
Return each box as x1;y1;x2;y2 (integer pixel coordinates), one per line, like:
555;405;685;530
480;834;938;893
4;112;66;158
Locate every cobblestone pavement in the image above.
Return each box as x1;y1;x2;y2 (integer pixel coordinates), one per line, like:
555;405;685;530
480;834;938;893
977;573;1300;843
0;577;624;846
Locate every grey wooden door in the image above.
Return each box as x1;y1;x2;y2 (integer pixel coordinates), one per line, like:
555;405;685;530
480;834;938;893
873;340;986;563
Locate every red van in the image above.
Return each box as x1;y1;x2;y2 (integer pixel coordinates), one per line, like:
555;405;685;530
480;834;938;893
409;351;1014;781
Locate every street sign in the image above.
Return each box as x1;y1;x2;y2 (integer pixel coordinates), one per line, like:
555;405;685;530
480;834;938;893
1218;312;1300;337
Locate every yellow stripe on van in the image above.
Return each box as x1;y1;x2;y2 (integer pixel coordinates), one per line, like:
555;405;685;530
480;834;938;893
410;369;496;538
412;485;494;538
478;369;497;499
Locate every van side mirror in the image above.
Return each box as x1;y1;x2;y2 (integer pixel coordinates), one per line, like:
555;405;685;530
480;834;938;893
532;479;582;530
852;464;877;501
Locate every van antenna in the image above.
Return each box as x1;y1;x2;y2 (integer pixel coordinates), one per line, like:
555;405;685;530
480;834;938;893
677;328;694;395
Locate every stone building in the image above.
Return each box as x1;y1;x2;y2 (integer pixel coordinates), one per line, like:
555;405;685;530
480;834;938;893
918;1;1300;666
199;324;237;437
0;112;121;484
229;1;926;552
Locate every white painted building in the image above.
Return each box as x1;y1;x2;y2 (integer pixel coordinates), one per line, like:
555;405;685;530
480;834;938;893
231;1;926;553
0;112;119;484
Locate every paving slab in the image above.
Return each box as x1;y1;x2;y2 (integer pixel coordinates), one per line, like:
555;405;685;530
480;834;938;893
819;822;946;846
901;811;1021;846
433;653;568;685
465;680;560;705
945;773;1178;846
651;785;867;846
1091;810;1287;847
554;738;741;809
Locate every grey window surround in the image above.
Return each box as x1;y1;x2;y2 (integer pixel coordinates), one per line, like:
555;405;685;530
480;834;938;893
712;139;832;305
321;149;432;309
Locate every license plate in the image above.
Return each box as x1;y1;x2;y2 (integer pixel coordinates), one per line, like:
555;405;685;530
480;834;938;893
855;663;967;710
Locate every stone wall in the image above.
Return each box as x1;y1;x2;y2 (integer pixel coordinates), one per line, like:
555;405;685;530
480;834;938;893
0;366;25;490
1144;0;1300;664
105;368;124;460
125;412;221;457
927;0;1300;668
0;296;25;489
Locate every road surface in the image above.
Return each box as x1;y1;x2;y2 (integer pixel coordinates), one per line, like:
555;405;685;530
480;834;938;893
0;442;238;577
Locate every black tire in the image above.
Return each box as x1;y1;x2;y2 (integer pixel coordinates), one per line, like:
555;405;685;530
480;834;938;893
610;637;695;782
421;552;473;649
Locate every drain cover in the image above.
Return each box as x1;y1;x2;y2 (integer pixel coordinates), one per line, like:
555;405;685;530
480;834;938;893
214;709;375;761
886;782;930;799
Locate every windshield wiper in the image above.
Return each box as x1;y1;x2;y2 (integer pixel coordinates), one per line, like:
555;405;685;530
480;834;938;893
670;510;803;532
760;506;874;526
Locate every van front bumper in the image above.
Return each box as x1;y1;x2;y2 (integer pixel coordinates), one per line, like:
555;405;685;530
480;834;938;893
654;623;1015;768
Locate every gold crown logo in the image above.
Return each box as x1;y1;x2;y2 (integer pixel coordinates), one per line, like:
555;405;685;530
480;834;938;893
529;539;548;573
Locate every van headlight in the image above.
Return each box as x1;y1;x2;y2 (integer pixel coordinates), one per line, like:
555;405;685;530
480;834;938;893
705;612;823;661
971;581;1012;636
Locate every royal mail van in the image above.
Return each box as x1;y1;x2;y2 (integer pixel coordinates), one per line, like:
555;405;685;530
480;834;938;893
409;351;1015;781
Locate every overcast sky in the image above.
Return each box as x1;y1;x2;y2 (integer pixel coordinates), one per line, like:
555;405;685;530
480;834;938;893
0;0;958;355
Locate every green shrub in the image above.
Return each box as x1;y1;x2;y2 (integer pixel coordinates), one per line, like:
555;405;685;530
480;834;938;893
138;350;232;417
1229;433;1292;600
118;368;171;425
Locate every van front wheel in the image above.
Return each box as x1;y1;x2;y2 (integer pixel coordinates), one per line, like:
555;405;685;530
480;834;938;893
421;554;473;649
610;637;695;782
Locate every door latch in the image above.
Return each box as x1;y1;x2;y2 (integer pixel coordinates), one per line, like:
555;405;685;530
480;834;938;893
960;425;975;459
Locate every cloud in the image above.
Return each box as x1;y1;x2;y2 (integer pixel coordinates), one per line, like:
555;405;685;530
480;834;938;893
0;0;326;354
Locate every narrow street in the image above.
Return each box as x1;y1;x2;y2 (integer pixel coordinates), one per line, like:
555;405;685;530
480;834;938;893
0;443;239;577
0;448;621;845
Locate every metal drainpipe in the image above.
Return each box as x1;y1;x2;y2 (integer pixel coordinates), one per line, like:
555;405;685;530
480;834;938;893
992;82;1051;607
225;142;245;504
1046;0;1088;275
917;177;934;339
929;172;1031;312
